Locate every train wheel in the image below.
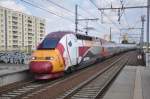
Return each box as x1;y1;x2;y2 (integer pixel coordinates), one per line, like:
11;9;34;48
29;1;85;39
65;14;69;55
71;66;76;72
65;67;72;74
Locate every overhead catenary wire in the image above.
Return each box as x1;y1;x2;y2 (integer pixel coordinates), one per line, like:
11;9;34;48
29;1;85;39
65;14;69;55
46;0;74;14
78;5;107;31
45;0;103;34
116;0;145;43
123;12;131;28
20;0;75;23
20;0;145;41
121;0;131;28
46;0;86;19
89;0;122;32
89;0;140;42
20;0;88;33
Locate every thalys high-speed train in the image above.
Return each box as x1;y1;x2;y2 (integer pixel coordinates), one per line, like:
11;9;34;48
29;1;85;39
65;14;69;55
29;31;135;79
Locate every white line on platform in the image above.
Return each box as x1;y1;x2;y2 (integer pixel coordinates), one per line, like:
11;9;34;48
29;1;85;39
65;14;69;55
133;67;144;99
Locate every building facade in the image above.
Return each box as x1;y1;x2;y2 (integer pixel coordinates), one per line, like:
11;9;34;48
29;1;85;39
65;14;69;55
0;6;45;52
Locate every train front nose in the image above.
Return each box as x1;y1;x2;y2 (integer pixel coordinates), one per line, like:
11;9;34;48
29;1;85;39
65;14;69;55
29;61;52;74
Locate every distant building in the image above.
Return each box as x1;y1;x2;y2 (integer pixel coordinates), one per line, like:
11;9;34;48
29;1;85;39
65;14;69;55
0;6;45;52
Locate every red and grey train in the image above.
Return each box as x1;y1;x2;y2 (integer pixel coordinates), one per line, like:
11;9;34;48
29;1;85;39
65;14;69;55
29;31;135;79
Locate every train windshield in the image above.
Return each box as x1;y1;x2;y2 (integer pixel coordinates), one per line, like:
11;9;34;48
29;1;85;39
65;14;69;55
37;38;59;49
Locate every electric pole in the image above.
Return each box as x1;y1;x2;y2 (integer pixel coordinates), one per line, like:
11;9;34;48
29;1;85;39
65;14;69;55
147;0;150;52
75;4;99;35
141;15;145;51
78;18;98;35
75;4;78;33
110;27;112;41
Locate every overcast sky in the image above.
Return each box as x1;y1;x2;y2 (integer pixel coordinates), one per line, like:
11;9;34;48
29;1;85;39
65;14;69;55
0;0;147;43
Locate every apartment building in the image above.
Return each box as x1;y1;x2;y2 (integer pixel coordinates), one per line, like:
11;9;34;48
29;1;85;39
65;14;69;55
0;6;45;52
35;17;45;47
0;7;5;51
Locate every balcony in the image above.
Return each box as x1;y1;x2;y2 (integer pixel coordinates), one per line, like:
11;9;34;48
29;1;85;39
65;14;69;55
40;34;43;37
28;32;34;37
28;20;32;23
40;23;44;26
28;37;32;40
28;28;32;31
13;40;18;43
28;41;32;44
12;21;18;23
12;31;18;36
12;21;18;25
40;27;44;29
13;35;18;39
28;24;32;27
12;16;18;20
13;45;18;48
40;30;44;33
12;26;18;29
12;30;17;33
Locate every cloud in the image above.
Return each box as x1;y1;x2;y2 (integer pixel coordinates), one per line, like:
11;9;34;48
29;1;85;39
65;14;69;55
0;0;31;14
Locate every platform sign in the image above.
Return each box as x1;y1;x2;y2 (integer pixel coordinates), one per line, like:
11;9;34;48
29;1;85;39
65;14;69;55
146;53;150;67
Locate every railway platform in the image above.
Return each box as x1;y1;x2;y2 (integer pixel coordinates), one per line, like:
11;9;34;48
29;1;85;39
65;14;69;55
103;65;149;99
0;63;28;75
0;63;29;86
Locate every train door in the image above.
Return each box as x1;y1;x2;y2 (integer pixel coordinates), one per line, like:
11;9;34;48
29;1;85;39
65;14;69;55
66;34;78;66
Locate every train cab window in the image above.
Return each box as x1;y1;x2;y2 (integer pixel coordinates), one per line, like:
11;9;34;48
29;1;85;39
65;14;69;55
76;34;92;41
37;38;59;49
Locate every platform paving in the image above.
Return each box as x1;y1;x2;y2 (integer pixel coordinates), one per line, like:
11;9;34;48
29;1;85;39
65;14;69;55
0;63;28;76
0;63;29;86
141;68;150;99
103;65;150;99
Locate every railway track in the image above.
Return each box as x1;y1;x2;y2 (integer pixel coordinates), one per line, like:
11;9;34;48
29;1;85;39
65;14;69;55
0;51;133;99
56;53;129;99
0;80;34;95
126;50;144;66
0;75;71;99
22;52;130;99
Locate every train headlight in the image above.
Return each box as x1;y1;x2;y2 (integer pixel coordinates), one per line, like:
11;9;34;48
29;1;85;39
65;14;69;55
45;57;54;60
32;57;36;60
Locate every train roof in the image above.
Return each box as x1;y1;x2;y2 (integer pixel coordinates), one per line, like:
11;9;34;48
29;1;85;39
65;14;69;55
46;31;73;39
45;31;105;41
